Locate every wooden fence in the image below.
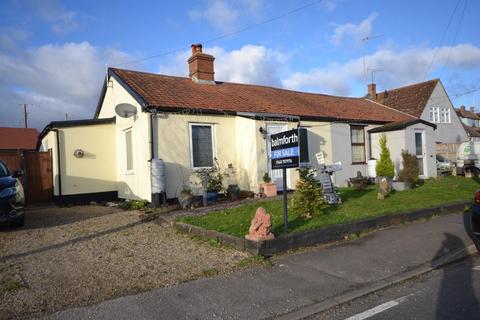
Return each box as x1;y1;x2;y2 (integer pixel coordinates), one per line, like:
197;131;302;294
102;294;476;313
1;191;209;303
0;150;53;204
436;143;460;162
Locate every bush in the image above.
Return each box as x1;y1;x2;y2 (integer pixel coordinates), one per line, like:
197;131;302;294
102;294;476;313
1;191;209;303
262;172;271;183
375;133;395;178
195;159;229;193
123;199;149;210
398;150;419;184
291;167;327;219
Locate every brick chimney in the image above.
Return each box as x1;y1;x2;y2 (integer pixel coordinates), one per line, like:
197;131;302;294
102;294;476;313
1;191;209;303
367;83;376;100
188;44;215;84
460;105;466;112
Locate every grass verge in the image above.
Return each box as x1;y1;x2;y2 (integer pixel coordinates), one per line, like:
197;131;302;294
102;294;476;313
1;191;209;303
179;176;478;237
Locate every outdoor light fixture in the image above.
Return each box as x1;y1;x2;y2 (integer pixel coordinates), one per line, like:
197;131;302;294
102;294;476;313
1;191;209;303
259;127;268;139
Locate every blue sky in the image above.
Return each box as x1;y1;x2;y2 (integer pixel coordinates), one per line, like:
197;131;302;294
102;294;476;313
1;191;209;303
1;0;479;129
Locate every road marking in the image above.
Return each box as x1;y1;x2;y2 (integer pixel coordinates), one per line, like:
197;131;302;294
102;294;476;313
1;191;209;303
344;295;411;320
473;266;480;271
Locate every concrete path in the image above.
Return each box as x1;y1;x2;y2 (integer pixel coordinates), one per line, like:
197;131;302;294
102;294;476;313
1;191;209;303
44;211;476;320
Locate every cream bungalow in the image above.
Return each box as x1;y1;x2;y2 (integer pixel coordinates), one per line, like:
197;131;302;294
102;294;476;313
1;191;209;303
39;44;438;204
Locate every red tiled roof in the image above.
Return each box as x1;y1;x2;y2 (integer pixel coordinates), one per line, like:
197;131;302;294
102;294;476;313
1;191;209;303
109;68;414;123
375;79;439;118
462;123;480;138
0;127;39;150
456;106;479;120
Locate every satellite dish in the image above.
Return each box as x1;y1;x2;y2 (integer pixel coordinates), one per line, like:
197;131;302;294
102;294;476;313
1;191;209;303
74;149;84;158
115;103;137;118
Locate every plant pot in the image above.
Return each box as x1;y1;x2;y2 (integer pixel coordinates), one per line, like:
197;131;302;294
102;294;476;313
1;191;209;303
349;179;368;190
262;183;277;197
206;191;219;204
178;192;193;209
392;181;411;191
227;184;240;201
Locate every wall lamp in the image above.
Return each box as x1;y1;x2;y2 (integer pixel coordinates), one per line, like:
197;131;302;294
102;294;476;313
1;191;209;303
259;126;268;140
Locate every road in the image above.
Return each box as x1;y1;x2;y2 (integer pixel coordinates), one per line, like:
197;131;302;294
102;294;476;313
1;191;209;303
314;253;480;320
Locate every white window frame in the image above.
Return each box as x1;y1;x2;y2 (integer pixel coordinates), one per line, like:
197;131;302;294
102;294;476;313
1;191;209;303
188;123;216;170
429;107;451;124
124;128;134;174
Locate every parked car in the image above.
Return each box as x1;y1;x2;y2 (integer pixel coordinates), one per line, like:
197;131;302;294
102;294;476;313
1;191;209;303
472;190;480;251
0;160;25;227
436;156;453;172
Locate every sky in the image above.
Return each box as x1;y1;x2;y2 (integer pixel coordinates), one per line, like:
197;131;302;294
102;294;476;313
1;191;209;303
1;0;479;130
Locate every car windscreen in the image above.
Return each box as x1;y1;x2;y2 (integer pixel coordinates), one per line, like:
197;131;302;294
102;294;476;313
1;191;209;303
0;162;9;177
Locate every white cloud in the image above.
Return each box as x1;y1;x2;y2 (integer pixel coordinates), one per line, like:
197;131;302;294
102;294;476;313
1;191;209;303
158;44;288;86
283;43;480;96
331;12;378;46
189;0;265;32
320;0;339;11
189;0;239;32
27;0;80;34
0;41;133;129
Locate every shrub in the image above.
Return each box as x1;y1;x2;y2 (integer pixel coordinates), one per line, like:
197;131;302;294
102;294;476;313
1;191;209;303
195;159;229;193
122;199;149;210
291;167;327;219
375;133;395;178
262;172;271;183
398;150;420;184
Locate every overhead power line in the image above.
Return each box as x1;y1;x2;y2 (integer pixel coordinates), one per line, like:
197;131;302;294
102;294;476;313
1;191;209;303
113;0;325;67
422;0;462;80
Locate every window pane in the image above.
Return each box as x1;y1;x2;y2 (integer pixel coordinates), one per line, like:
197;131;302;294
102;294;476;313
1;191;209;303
351;127;364;143
299;128;309;163
192;125;213;167
352;145;365;163
125;130;133;171
415;132;423;156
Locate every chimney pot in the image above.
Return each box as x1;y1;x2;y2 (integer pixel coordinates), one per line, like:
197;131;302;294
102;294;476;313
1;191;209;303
188;43;215;83
367;83;376;100
460;106;466;112
470;106;475;112
191;43;203;55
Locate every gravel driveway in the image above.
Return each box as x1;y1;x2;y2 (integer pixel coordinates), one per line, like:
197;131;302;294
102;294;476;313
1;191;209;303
0;205;249;319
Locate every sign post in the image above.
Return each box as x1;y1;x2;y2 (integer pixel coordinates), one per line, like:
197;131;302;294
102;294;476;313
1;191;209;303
270;128;300;233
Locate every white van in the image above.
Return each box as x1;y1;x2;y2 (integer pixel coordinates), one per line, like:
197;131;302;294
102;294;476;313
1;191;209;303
456;141;480;174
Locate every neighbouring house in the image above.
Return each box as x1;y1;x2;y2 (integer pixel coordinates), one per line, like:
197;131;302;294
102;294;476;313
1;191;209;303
0;127;39;172
369;79;468;161
39;44;439;204
0;127;39;152
455;106;480;142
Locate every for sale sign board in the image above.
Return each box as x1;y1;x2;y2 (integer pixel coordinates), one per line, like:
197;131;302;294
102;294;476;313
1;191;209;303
270;129;299;169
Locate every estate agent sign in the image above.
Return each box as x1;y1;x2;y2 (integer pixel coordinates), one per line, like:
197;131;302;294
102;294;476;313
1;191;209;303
270;129;300;170
270;128;300;232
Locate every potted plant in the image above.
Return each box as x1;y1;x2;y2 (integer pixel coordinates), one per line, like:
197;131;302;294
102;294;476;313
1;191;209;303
178;184;194;209
394;150;419;191
375;133;395;199
262;172;277;197
349;171;369;190
195;159;228;205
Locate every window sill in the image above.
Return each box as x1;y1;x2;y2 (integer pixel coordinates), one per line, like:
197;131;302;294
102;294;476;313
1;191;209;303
351;162;367;165
124;171;134;175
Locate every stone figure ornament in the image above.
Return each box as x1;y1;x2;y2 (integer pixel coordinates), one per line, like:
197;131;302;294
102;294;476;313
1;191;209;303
246;207;275;241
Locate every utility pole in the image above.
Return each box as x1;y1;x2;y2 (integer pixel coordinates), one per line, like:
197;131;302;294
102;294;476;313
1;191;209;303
19;104;30;128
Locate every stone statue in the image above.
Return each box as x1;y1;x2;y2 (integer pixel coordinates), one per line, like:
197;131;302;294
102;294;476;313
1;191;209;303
377;177;391;200
245;207;274;241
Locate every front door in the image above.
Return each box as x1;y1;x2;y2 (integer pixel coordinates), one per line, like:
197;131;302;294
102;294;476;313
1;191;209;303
415;131;427;178
266;124;291;191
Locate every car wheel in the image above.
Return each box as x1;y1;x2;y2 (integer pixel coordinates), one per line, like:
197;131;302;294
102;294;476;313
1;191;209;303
10;216;24;228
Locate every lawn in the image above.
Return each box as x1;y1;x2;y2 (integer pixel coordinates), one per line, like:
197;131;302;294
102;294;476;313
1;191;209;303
179;176;479;237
